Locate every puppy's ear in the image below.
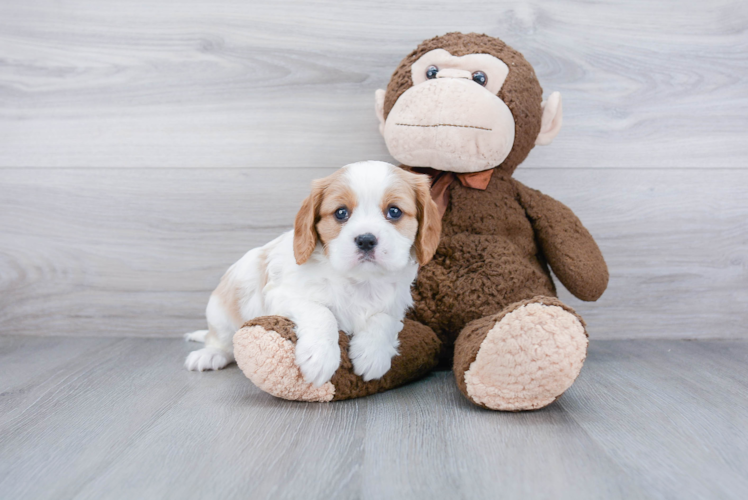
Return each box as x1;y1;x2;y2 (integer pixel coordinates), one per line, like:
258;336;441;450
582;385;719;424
411;173;442;266
294;178;328;265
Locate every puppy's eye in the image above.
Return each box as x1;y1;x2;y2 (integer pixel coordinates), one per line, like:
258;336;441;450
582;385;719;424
426;65;439;79
472;71;487;86
387;206;402;220
334;207;349;221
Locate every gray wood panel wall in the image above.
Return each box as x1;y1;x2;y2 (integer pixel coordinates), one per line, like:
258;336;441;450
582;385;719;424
1;0;747;339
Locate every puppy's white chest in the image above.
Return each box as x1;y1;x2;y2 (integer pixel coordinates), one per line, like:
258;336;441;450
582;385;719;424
330;281;396;334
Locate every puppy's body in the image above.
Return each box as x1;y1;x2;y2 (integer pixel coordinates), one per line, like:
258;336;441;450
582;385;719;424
185;161;440;386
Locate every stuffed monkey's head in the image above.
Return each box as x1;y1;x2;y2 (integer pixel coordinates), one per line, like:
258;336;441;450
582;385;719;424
375;32;563;175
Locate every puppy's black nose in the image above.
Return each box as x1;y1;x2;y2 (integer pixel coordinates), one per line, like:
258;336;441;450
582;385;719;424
355;233;378;252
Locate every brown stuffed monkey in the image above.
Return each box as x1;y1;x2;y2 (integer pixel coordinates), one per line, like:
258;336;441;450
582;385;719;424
234;32;608;411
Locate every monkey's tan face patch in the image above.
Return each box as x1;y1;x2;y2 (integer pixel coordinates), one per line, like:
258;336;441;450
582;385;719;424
316;174;357;249
411;49;509;95
382;49;516;173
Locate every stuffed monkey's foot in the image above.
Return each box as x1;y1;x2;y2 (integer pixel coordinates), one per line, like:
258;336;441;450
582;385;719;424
233;316;441;402
233;317;336;402
454;297;588;411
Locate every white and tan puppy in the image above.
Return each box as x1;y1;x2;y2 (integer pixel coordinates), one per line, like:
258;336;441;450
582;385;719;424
185;161;441;386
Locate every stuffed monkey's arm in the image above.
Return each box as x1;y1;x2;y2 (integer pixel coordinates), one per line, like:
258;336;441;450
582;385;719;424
513;180;608;301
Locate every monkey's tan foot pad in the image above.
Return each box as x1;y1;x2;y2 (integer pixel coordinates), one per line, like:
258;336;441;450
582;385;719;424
234;316;442;402
454;297;588;411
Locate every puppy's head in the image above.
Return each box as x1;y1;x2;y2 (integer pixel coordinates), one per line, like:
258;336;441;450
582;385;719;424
294;161;441;275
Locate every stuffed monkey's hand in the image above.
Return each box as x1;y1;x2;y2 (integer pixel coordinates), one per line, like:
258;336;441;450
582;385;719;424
514;180;609;301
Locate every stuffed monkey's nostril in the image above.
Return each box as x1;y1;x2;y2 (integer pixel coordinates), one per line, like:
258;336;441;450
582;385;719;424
354;233;378;251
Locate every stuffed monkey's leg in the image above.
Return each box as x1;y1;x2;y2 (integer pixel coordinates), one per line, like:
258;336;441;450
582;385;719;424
453;296;588;411
233;316;441;402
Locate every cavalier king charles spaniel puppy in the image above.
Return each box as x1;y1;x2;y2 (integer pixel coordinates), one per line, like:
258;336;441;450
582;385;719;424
185;161;441;386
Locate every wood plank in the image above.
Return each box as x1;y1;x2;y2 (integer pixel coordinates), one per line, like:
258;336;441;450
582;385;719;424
1;337;747;499
0;336;366;499
562;340;748;499
0;336;120;428
0;0;746;168
1;167;746;339
361;372;643;499
0;337;196;499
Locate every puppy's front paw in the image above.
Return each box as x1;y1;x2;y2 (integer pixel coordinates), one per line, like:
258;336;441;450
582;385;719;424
295;335;341;387
185;347;232;371
349;334;399;381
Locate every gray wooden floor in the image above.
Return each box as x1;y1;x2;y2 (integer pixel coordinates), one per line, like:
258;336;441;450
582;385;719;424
1;336;746;500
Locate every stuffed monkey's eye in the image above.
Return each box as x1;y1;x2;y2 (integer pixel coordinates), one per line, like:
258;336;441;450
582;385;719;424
472;71;487;86
426;65;439;79
334;207;349;221
387;206;402;220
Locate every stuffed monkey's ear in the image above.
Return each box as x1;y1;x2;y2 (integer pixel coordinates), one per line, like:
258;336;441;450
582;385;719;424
293;179;326;265
535;91;563;146
375;89;386;136
412;174;442;266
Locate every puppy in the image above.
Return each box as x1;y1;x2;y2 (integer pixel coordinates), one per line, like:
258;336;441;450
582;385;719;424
185;161;441;386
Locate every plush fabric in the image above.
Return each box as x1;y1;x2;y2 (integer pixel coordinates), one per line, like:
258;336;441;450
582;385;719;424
407;172;607;353
233;319;335;402
382;76;516;171
383;32;543;176
235;33;607;411
234;317;442;401
409;49;510;95
454;296;588;411
515;181;609;301
411;167;493;217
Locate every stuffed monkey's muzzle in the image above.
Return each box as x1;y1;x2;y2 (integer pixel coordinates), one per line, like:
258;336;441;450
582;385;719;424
382;78;515;173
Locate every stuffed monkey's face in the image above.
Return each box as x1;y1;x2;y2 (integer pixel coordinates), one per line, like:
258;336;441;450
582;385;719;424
378;49;515;173
376;46;563;174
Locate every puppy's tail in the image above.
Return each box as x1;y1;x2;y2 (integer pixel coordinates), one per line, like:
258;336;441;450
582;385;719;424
184;329;209;343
